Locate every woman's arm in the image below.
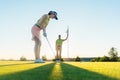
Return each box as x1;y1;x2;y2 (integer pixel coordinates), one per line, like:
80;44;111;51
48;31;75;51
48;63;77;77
39;15;48;37
40;15;47;32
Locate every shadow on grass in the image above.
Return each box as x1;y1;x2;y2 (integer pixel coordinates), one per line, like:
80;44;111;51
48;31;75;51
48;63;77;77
0;62;34;67
60;63;117;80
0;63;55;80
0;62;118;80
49;63;64;80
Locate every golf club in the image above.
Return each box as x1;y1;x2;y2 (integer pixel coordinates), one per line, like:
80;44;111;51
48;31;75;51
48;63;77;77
45;37;56;57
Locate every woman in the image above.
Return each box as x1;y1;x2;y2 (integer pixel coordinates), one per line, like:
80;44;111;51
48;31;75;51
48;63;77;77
31;11;58;63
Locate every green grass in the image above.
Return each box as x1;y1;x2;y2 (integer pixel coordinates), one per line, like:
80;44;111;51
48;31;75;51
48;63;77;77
0;61;120;80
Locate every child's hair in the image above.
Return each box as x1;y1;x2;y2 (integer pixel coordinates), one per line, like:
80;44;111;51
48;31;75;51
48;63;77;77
58;35;61;38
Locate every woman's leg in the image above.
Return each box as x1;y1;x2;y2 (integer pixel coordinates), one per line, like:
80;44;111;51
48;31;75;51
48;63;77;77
34;37;41;60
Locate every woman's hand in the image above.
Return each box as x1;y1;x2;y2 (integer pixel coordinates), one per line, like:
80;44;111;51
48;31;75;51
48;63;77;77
42;27;47;37
43;32;47;37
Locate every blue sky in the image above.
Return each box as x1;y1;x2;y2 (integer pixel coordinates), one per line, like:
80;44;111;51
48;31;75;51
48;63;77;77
0;0;120;59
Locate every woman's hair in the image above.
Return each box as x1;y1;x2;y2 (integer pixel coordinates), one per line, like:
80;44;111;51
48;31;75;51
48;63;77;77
48;11;58;20
48;11;53;15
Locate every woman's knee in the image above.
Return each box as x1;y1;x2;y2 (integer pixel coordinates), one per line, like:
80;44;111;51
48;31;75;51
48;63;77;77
34;37;41;45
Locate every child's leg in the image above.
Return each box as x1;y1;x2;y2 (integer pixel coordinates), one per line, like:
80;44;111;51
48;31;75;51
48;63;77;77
59;47;62;59
56;48;59;59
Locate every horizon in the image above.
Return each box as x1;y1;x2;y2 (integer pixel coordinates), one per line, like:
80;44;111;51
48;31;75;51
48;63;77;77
0;0;120;60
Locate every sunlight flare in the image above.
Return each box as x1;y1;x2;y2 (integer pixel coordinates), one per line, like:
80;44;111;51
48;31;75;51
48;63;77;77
49;63;63;80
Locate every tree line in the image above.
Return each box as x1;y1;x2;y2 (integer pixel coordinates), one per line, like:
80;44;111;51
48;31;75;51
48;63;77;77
91;47;120;62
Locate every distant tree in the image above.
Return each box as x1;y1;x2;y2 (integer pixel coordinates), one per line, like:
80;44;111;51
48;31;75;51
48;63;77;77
20;56;27;61
118;58;120;62
60;58;64;61
95;57;101;62
108;47;118;61
42;56;47;61
91;59;96;62
91;47;119;62
91;56;109;62
74;56;81;62
99;56;110;62
52;58;56;61
91;57;101;62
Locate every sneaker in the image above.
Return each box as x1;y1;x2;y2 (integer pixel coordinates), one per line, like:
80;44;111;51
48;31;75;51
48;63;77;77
34;59;45;63
40;59;45;63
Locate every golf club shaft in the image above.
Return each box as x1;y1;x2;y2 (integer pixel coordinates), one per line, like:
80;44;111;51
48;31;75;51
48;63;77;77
45;37;56;56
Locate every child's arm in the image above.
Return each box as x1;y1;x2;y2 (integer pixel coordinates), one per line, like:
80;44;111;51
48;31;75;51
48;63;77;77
63;33;69;41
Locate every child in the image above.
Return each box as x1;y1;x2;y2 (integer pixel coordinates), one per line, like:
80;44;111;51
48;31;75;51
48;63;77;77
56;33;69;61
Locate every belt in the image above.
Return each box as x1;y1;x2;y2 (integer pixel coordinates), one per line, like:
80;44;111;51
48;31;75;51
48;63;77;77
35;24;42;29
